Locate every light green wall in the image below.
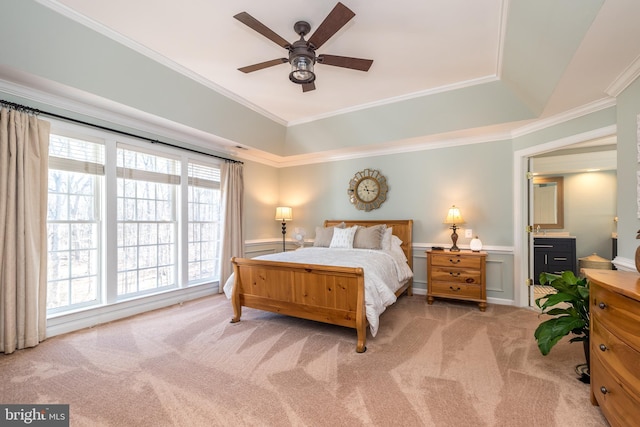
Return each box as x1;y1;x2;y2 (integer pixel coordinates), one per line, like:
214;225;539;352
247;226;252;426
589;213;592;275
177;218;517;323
284;81;534;156
277;140;513;246
615;77;640;260
563;171;617;260
242;160;280;240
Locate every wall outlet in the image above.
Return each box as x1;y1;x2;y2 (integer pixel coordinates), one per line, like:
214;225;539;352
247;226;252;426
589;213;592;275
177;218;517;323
465;229;473;238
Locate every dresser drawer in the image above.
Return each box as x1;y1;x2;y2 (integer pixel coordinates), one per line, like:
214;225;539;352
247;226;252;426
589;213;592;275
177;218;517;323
430;267;481;285
591;355;640;426
430;253;481;269
592;320;640;399
430;281;482;299
591;285;640;353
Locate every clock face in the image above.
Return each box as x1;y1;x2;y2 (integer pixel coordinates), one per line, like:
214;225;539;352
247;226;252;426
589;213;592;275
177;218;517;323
357;178;379;202
347;169;388;211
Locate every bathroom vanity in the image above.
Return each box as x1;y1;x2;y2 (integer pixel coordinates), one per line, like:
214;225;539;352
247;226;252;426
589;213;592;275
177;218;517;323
533;235;577;284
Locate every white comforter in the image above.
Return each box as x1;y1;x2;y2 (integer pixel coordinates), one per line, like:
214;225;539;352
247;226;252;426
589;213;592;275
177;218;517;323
223;247;413;337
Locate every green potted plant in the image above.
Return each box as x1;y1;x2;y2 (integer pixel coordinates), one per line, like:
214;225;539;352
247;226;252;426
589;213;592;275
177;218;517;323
534;271;590;380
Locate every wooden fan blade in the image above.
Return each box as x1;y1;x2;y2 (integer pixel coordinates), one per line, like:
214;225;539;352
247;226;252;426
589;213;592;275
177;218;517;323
238;58;287;73
317;54;373;71
234;12;291;48
307;2;355;49
302;82;316;92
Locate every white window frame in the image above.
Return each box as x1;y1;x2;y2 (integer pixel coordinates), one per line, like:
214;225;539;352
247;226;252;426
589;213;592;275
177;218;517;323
46;119;222;332
187;160;222;285
46;130;105;315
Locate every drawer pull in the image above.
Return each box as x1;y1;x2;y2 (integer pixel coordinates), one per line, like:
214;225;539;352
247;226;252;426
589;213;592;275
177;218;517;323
599;344;608;352
600;386;608;395
449;272;461;277
598;302;607;310
449;286;461;292
553;257;567;261
465;278;475;284
448;258;461;264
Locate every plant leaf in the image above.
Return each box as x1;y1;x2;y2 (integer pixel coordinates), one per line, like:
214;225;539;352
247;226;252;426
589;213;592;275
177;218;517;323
534;316;586;355
538;292;579;311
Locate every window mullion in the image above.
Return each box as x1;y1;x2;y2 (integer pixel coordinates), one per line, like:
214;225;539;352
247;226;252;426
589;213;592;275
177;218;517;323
104;138;119;304
179;155;189;288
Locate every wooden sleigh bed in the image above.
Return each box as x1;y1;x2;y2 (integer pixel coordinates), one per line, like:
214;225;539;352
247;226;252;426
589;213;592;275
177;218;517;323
229;219;413;353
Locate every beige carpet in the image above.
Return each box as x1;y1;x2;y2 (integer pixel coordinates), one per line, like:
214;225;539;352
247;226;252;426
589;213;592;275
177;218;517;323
0;295;608;426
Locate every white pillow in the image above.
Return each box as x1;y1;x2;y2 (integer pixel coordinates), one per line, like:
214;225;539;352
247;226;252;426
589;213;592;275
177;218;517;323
329;226;357;249
381;227;393;251
389;235;408;263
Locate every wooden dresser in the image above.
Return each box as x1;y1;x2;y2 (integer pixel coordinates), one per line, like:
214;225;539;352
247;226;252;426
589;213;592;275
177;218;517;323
585;269;640;426
426;250;486;311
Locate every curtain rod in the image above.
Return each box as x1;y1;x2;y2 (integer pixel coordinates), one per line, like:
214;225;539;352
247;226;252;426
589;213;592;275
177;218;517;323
0;99;243;164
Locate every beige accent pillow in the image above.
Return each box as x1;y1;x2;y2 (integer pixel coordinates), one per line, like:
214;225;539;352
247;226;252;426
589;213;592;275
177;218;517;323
353;224;386;249
313;222;346;247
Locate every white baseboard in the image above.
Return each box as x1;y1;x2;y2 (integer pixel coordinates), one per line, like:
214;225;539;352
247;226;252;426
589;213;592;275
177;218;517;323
46;284;218;338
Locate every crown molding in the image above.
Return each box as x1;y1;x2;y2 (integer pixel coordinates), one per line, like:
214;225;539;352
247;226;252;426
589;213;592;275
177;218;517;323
511;97;616;138
606;54;640;97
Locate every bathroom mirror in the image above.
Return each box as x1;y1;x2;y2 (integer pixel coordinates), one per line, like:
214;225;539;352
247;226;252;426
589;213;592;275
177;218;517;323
533;176;564;229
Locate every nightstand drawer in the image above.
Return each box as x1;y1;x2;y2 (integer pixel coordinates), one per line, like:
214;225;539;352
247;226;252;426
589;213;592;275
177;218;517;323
430;281;482;299
429;253;482;269
430;267;481;285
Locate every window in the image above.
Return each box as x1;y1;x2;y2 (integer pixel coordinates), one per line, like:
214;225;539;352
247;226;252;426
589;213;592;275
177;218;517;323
46;124;222;316
47;134;104;313
188;162;221;284
116;145;180;298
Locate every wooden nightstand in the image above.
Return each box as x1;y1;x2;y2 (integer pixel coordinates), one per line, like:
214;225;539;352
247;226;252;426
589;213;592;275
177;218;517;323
426;250;487;311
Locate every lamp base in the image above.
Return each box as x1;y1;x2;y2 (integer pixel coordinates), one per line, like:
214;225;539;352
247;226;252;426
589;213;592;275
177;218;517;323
281;221;287;252
450;225;460;252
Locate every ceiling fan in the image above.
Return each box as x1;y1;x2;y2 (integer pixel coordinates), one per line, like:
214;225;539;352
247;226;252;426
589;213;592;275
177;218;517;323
234;2;373;92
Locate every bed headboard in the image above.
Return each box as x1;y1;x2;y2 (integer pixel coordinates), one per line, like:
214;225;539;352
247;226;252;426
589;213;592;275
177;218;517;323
323;220;413;271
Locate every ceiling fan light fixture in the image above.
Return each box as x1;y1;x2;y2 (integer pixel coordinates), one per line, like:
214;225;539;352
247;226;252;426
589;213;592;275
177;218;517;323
289;55;315;84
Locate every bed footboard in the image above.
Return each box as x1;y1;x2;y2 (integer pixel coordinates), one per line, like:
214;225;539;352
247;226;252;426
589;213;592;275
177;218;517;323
230;257;368;353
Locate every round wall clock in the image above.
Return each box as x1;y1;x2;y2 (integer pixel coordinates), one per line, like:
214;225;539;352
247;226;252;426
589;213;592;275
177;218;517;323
347;168;388;211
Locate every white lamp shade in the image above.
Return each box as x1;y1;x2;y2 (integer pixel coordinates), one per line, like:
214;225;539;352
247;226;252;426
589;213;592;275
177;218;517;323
444;205;465;225
275;206;293;221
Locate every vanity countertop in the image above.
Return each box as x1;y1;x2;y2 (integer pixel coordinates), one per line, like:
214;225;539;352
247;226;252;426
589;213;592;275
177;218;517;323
533;233;576;239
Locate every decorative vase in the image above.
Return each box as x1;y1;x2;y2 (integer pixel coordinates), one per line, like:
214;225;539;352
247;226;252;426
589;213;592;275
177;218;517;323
470;236;483;252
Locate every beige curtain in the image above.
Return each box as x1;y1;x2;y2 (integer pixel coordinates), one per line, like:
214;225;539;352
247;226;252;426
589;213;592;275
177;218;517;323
219;161;244;290
0;107;50;354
